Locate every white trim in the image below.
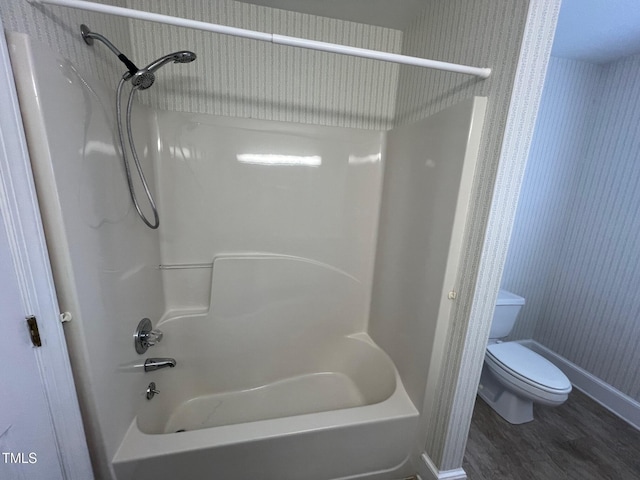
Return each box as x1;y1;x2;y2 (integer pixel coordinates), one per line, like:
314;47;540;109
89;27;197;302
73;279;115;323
0;28;94;479
31;0;491;77
521;340;640;431
417;454;466;480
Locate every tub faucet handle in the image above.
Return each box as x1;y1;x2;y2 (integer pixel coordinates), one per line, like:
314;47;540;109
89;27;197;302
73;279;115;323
134;318;164;354
144;329;163;346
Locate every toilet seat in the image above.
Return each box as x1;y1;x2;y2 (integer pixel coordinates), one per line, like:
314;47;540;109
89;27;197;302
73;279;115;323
485;342;571;404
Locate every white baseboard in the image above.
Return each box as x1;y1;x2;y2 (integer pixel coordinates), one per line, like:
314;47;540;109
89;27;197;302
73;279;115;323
520;340;640;431
417;453;466;480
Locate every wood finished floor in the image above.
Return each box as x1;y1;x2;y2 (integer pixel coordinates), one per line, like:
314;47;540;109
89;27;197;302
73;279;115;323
463;390;640;479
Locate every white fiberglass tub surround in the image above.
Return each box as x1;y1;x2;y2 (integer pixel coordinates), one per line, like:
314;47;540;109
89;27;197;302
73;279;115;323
107;96;421;479
9;29;487;480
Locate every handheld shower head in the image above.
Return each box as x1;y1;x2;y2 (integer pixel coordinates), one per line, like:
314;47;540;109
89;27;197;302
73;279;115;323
167;51;198;65
131;72;156;90
131;51;197;89
81;24;197;230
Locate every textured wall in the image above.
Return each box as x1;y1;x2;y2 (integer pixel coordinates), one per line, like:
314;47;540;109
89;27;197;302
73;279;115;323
125;0;402;130
395;0;527;126
3;0;402;130
393;0;534;470
505;54;640;401
0;0;132;84
433;1;561;472
503;58;603;340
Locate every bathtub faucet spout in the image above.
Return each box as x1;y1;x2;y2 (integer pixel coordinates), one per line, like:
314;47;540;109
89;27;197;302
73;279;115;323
144;358;177;372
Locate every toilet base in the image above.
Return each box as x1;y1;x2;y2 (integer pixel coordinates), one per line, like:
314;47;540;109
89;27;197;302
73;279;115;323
478;364;534;424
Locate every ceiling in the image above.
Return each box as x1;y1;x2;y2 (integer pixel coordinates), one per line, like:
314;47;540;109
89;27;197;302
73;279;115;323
552;0;640;63
236;0;640;64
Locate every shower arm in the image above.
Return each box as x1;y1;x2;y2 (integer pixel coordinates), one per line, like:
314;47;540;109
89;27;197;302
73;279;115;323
80;24;138;76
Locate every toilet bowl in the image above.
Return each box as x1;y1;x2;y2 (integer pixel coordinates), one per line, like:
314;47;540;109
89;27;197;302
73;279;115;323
478;290;572;424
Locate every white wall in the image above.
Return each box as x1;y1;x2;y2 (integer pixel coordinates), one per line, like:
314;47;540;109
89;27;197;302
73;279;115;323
9;35;165;480
503;54;640;402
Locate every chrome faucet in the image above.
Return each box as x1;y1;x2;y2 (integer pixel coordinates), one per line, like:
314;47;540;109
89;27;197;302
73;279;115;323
144;358;177;372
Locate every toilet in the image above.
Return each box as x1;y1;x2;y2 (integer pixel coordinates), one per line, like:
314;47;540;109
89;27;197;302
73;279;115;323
478;289;572;424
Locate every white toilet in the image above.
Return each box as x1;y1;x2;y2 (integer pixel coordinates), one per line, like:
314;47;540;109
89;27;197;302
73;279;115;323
478;289;572;424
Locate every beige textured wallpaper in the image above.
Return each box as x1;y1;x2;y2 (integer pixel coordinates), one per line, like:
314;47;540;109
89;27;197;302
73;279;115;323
395;0;530;467
126;0;402;130
413;0;561;472
393;0;540;471
505;55;640;402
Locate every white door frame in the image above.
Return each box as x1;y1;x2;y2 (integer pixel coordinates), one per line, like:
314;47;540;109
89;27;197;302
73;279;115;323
0;27;94;480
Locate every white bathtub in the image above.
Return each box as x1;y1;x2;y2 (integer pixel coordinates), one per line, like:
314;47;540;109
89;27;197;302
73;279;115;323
113;331;417;480
113;255;418;479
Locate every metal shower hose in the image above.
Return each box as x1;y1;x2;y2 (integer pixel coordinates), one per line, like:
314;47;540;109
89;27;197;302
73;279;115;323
116;77;159;229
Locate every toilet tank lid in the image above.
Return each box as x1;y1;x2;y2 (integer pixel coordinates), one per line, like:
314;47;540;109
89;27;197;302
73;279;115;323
497;289;525;306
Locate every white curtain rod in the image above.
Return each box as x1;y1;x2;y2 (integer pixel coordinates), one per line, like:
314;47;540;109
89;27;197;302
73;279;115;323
30;0;492;78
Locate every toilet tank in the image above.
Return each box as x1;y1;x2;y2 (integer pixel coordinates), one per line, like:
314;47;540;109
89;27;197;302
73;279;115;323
489;289;525;339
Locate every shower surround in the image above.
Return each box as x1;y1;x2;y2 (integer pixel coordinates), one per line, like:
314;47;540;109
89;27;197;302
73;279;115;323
8;17;486;480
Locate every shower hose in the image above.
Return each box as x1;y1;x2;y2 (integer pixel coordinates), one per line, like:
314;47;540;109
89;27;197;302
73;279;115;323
116;77;159;229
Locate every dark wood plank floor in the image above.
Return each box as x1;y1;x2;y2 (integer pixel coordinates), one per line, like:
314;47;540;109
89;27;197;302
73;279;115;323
464;389;640;479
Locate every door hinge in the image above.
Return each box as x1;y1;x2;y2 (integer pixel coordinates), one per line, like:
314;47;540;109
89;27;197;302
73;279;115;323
26;315;42;347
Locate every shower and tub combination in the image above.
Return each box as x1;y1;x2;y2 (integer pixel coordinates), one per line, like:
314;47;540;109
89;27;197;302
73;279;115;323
7;6;488;480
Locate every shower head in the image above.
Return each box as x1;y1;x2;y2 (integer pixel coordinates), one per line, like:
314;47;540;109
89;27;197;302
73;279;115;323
131;51;197;90
131;72;156;90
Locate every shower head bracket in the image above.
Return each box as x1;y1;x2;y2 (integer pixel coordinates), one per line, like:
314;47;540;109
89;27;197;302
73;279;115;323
80;24;94;45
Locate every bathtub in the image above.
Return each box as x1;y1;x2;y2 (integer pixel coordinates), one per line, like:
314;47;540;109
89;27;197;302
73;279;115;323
113;255;418;479
113;332;417;480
